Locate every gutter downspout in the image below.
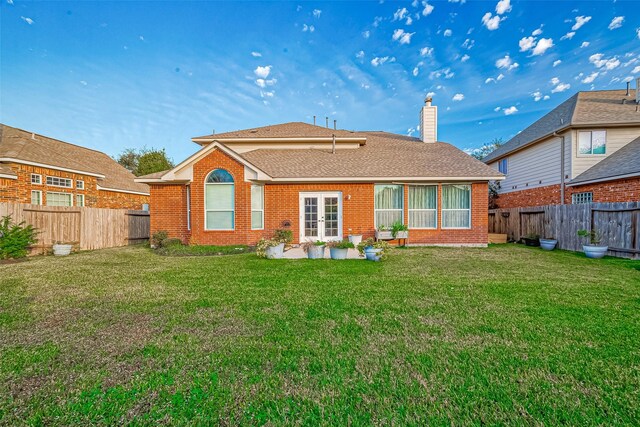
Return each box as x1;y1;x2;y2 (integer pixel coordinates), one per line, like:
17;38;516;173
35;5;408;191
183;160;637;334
553;131;565;204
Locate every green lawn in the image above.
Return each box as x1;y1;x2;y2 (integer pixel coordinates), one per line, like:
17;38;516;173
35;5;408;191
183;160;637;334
1;245;639;425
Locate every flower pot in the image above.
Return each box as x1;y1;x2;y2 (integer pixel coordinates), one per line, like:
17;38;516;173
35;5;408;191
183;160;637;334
375;230;393;240
52;244;72;256
394;231;408;240
307;245;325;259
265;242;285;259
329;247;349;260
364;247;383;262
539;238;557;251
583;245;608;259
348;234;362;247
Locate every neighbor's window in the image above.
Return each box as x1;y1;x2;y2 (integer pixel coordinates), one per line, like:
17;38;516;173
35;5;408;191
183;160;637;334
46;191;72;207
442;184;471;229
205;169;234;230
498;158;508;175
76;194;85;206
31;190;42;205
31;174;42;184
46;176;73;188
374;184;404;228
578;131;606;155
572;192;593;204
408;185;437;229
251;184;264;230
76;180;84;190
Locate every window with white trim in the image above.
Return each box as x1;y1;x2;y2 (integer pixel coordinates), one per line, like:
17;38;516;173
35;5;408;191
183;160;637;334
572;192;593;204
186;185;191;231
76;194;85;206
31;174;42;184
374;184;404;228
46;176;73;188
205;169;234;230
46;192;73;206
408;185;437;229
251;184;264;230
498;158;508;175
31;190;42;205
442;184;471;229
76;180;84;190
578;131;606;155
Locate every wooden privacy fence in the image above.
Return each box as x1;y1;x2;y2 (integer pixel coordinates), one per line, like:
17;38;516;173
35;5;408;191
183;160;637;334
489;202;640;259
0;202;150;252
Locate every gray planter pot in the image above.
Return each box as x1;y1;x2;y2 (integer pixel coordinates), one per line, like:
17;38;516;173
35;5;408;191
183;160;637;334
265;242;285;259
329;247;349;260
375;230;393;240
539;239;557;251
53;244;72;256
348;234;362;247
364;247;383;262
583;245;608;259
307;245;325;259
394;231;409;239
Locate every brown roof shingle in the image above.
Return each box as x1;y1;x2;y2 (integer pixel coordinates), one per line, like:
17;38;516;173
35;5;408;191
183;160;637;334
193;122;366;141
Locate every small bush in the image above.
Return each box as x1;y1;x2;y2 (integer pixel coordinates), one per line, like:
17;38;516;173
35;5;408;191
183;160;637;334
274;229;293;244
150;231;169;248
0;216;38;259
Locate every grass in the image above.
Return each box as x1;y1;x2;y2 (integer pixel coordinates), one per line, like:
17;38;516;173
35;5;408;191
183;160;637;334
155;243;252;257
1;244;639;425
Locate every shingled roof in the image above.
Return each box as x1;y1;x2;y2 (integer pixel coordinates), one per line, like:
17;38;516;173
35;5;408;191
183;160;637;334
570;136;640;185
0;124;149;194
484;90;640;163
192;122;367;143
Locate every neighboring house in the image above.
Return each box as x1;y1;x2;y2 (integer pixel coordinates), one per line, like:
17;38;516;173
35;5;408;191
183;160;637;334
0;124;149;209
484;84;640;208
136;100;503;246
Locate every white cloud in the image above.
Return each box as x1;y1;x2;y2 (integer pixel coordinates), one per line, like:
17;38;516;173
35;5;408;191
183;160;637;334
552;83;571;93
495;0;512;15
461;54;470;62
496;55;518;70
80;80;88;86
608;16;624;30
485;77;496;84
251;51;262;57
426;91;436;98
355;50;365;59
550;77;560;85
481;12;502;31
503;106;518;115
462;38;475;49
561;32;575;40
532;91;543;101
519;36;536;52
494;107;501;112
255;78;277;88
496;73;505;81
632;65;640;74
371;56;395;66
430;68;454;79
412;67;419;76
582;72;599;84
21;16;34;25
7;0;14;4
420;47;434;56
544;95;550;100
393;7;408;21
406;16;413;25
443;29;452;37
422;1;435;16
452;93;465;101
313;9;322;18
572;15;591;31
532;27;543;36
589;53;620;70
254;65;272;79
260;90;275;98
392;29;415;44
580;41;590;48
302;24;315;32
532;38;554;56
362;30;370;39
637;28;640;40
553;60;562;67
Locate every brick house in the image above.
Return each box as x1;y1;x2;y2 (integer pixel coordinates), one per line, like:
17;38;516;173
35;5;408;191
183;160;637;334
0;124;149;209
483;83;640;208
136;100;503;246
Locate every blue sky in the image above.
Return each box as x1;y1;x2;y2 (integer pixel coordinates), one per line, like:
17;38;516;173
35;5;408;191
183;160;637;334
1;0;639;161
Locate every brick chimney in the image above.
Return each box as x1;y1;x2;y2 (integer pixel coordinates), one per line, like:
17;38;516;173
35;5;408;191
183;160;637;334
420;96;437;143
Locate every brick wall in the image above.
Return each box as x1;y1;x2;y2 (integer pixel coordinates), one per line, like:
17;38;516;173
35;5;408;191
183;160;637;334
0;163;148;209
565;177;640;203
496;184;562;209
149;184;190;242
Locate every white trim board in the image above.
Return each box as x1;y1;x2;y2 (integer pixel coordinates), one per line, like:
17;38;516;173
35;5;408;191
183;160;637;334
0;158;105;178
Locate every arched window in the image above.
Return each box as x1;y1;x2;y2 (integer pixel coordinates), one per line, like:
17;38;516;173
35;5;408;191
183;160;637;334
205;169;234;230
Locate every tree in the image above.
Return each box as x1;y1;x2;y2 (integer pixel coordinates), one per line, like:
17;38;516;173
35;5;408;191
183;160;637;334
115;147;175;176
470;138;504;160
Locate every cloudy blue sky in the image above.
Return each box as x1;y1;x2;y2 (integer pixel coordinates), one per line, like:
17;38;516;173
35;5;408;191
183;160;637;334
1;0;639;161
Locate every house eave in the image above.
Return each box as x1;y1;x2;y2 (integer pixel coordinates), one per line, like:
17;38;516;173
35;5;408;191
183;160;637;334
0;173;17;180
266;175;505;183
567;171;640;187
191;136;368;146
96;184;150;196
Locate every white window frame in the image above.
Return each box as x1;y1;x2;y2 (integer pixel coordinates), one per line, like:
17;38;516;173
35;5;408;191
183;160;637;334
186;185;191;231
571;192;593;204
76;194;85;207
408;185;437;230
498;158;508;175
46;176;73;188
31;190;42;205
76;180;85;190
204;169;235;231
31;174;42;185
251;184;264;230
441;184;472;230
45;191;73;207
374;184;404;229
577;130;607;156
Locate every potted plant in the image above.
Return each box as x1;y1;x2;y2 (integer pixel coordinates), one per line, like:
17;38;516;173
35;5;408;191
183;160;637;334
327;239;354;260
52;241;73;256
391;221;409;240
256;238;285;259
357;238;390;262
539;237;558;251
577;229;608;259
375;225;393;240
347;229;362;247
301;240;326;259
521;233;540;247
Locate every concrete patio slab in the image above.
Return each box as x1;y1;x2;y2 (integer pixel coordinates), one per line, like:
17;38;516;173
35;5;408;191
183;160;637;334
282;247;363;259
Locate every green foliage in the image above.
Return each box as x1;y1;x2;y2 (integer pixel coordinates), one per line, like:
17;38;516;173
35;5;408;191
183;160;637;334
489;181;500;209
301;240;325;253
470;138;504;160
150;230;169;248
0;215;38;259
578;229;602;245
274;229;293;244
256;238;282;258
115;147;175;177
391;221;408;238
356;237;391;258
327;239;355;249
156;244;250;257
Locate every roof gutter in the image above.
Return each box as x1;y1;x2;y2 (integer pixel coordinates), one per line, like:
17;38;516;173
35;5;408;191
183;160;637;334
96;185;150;196
0;158;106;178
566;171;640;187
0;173;17;180
191;136;368;146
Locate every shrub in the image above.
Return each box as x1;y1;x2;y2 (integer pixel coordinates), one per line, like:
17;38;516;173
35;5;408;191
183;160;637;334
391;221;408;238
274;229;293;244
356;238;391;259
256;238;282;258
0;216;38;259
150;231;169;248
327;239;355;249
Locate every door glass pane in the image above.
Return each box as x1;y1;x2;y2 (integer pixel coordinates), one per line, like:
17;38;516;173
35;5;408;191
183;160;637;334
304;197;318;237
324;197;338;237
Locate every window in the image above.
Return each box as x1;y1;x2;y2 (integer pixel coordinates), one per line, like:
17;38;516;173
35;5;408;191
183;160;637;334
205;169;234;230
46;192;73;206
498;158;508;175
572;192;593;204
374;184;403;228
46;176;73;188
442;184;471;229
578;131;606;155
31;174;42;184
408;185;437;229
76;180;84;190
186;185;191;231
251;185;264;230
31;190;42;205
76;194;85;206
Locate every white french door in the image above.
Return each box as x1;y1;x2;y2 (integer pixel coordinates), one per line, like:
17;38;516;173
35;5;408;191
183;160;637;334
299;192;343;242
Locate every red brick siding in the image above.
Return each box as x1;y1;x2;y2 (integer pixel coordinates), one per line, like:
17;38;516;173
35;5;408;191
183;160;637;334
565;177;640;203
496;184;562;208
